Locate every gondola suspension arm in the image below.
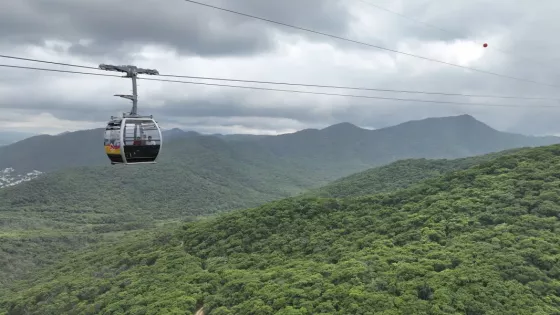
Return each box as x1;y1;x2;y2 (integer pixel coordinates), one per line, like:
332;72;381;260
98;64;159;117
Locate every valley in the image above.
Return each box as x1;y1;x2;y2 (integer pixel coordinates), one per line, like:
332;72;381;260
0;115;559;314
2;143;559;314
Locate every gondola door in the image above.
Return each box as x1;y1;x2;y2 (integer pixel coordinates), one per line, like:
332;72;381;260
122;118;161;164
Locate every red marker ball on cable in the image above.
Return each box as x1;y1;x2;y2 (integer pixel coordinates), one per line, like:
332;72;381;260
483;43;488;48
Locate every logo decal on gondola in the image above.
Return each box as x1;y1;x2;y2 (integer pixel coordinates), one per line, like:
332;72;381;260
105;141;121;155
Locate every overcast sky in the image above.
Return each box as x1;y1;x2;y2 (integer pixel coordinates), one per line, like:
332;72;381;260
1;0;560;137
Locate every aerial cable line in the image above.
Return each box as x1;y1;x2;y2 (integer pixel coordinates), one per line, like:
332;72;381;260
1;54;559;102
157;74;560;101
0;64;122;78
3;63;560;110
0;54;99;70
355;0;553;70
182;0;560;89
141;76;560;108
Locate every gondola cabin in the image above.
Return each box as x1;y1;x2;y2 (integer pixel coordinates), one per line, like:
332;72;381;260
104;117;162;165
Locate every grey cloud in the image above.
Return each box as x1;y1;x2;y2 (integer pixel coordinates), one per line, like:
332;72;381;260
362;0;531;44
3;0;560;137
144;55;560;134
157;98;323;122
162;115;312;134
5;60;560;136
502;111;560;136
0;104;117;123
0;0;352;60
149;87;476;130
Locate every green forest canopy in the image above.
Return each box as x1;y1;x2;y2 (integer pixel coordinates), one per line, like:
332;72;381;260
305;148;521;199
3;144;560;314
0;146;520;289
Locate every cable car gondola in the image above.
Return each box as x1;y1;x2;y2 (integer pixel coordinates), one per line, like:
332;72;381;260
99;63;163;165
104;116;162;164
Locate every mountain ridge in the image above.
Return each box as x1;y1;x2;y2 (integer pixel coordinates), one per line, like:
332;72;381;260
304;147;523;199
253;114;560;179
1;114;558;178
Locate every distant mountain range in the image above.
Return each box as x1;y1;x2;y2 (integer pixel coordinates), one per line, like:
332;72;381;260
249;114;560;179
0;114;558;178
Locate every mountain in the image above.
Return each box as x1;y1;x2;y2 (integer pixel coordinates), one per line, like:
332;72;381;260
3;144;560;314
0;128;105;174
305;148;522;198
0;128;200;175
1;114;558;177
1;114;558;292
255;114;560;179
0;127;203;174
0;135;319;217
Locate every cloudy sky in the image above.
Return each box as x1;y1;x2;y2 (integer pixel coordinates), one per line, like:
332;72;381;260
1;0;560;138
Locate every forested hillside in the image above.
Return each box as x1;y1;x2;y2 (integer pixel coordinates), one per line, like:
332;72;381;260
0;134;319;287
0;135;318;217
0;128;105;173
3;144;559;314
306;148;521;198
1;114;558;309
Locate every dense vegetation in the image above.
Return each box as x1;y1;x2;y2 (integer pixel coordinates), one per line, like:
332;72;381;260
4;114;549;289
0;128;106;173
3;144;560;314
306;149;521;198
0;144;518;288
0;135;319;287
